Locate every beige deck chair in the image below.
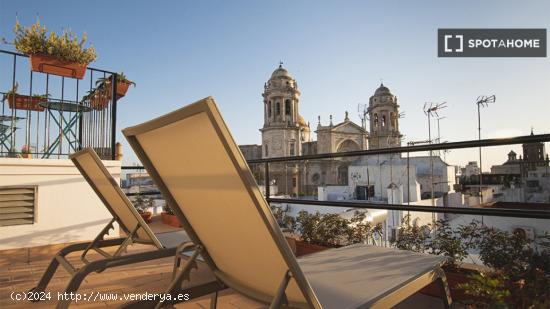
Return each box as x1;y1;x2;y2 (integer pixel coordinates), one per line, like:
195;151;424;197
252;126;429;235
31;148;224;309
122;97;452;309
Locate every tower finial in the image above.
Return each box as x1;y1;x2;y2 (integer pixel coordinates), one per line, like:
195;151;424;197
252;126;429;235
380;78;384;86
317;115;321;125
531;126;534;135
345;111;349;121
279;61;283;68
330;114;333;126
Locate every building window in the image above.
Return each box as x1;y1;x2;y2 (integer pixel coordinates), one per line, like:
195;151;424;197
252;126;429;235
312;173;320;184
390;112;396;127
374;113;378;127
290;142;295;156
268;101;272;117
285;99;291;115
276;102;281;115
382;115;386;127
338;165;348;185
292;177;297;188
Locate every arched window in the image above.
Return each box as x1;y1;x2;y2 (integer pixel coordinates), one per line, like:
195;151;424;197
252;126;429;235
390;112;396;127
276;102;281;115
268;101;272;117
382;115;386;127
285;99;291;115
374;113;379;127
338;165;349;185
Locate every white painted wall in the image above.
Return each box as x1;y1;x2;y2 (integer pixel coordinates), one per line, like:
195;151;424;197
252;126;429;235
0;158;121;250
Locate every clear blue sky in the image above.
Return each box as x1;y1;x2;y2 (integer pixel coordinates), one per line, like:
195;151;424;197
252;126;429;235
1;0;549;169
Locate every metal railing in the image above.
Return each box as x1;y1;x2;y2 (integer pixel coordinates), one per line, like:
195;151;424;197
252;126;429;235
121;133;550;220
0;49;119;159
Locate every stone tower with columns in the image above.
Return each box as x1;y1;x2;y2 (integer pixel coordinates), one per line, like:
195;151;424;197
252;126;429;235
261;63;310;158
367;83;403;149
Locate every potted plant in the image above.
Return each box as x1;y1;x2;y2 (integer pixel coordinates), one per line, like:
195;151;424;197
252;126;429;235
294;210;350;256
458;227;550;308
161;205;182;228
420;219;480;301
11;19;96;79
82;87;110;110
95;72;136;100
133;194;153;223
270;205;298;253
21;145;32;158
345;211;383;246
3;83;47;111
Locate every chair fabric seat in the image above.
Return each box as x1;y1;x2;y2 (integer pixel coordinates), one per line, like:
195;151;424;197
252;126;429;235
298;244;446;309
156;230;190;248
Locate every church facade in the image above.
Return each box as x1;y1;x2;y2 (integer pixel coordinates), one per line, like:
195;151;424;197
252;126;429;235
240;64;406;196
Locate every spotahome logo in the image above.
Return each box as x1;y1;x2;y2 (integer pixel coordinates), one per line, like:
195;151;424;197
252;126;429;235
438;29;546;57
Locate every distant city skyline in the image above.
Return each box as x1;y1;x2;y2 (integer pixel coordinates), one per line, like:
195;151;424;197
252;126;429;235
0;0;548;169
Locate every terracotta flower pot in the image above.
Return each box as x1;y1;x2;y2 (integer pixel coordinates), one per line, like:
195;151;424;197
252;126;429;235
6;94;45;111
115;81;131;99
88;92;110;110
139;211;152;223
161;212;182;228
30;54;87;79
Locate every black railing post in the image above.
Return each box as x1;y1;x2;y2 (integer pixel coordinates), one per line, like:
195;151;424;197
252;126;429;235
111;73;118;160
265;162;270;198
77;78;83;150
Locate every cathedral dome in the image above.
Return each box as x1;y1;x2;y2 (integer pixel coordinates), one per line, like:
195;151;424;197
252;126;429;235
298;115;308;127
374;83;392;96
271;64;292;79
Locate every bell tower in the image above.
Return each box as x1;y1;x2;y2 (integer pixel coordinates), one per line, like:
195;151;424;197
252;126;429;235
260;63;304;158
367;83;402;149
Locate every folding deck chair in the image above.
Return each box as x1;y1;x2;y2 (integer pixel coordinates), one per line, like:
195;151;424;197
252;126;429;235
30;148;225;309
123;97;452;309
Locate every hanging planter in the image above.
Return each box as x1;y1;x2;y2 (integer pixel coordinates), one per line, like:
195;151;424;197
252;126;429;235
115;81;131;98
96;73;136;99
3;84;47;111
29;54;87;79
11;20;97;79
5;93;46;111
83;90;109;110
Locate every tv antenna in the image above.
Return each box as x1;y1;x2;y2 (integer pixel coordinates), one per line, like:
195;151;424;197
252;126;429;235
357;103;369;130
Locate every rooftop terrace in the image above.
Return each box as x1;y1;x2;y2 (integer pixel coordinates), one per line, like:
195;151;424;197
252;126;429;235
0;216;448;309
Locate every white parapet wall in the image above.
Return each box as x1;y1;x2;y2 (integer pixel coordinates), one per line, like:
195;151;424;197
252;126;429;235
0;158;121;251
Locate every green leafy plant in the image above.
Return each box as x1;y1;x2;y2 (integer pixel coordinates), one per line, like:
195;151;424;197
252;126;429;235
4;82;48;100
12;19;96;64
295;210;382;247
457;272;511;309
162;205;175;215
390;214;431;253
461;222;550;308
345;211;383;245
429;219;469;270
270;205;296;232
296;210;322;244
133;194;153;213
96;72;136;88
316;213;349;246
116;72;136;86
476;226;530;278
